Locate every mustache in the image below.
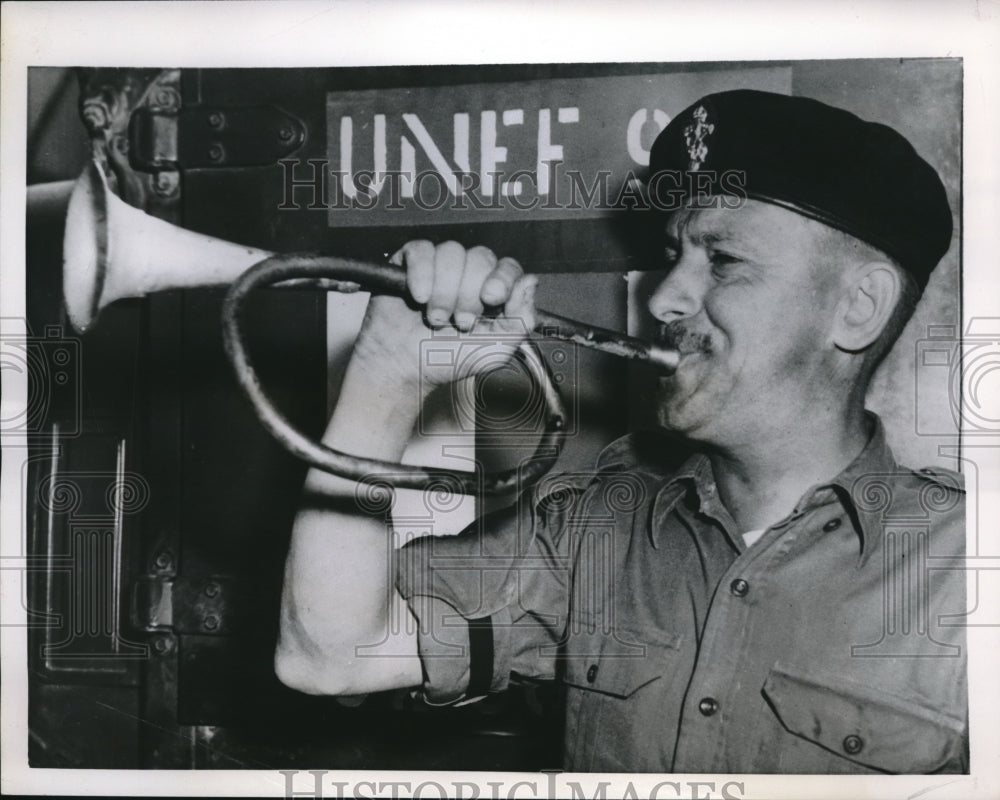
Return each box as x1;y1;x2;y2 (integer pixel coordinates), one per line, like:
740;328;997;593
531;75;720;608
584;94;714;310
655;322;714;355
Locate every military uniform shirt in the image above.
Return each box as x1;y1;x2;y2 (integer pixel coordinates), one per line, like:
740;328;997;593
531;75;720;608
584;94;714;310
395;415;968;773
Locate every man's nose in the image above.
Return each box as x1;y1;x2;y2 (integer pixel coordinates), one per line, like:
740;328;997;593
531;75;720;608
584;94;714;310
647;258;705;323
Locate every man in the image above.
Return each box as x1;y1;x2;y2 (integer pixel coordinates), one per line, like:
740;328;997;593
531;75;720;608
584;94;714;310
274;90;967;773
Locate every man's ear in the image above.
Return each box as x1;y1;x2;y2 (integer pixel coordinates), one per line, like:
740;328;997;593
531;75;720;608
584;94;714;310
832;262;901;352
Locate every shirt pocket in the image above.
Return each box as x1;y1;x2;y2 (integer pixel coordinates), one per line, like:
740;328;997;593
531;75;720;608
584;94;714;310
760;662;967;774
562;625;683;696
560;625;685;771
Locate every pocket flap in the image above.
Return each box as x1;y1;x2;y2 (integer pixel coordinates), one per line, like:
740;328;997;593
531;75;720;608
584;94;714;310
762;663;965;773
561;626;682;698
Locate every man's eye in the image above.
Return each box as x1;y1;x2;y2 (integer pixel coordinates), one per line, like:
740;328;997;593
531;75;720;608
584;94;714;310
709;252;742;275
710;252;740;266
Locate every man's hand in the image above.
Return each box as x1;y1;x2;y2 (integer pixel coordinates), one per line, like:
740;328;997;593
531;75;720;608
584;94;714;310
351;240;539;393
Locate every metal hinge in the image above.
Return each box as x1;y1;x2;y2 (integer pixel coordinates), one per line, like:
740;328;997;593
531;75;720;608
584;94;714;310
128;106;305;170
132;575;242;635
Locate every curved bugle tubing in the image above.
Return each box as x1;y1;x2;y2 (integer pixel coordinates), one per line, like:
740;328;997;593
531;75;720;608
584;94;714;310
64;159;680;493
221;254;569;495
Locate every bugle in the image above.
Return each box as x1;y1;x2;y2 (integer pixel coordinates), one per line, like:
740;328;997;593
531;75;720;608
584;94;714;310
64;160;679;493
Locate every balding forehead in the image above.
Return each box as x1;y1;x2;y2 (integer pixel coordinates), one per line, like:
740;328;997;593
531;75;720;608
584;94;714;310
664;200;826;252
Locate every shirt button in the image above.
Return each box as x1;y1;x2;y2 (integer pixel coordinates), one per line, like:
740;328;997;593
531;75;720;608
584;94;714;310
822;518;843;532
730;578;749;597
586;664;598;683
698;697;719;716
842;734;864;755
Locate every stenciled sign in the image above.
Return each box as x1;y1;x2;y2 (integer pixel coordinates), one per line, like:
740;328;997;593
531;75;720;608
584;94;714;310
280;68;791;226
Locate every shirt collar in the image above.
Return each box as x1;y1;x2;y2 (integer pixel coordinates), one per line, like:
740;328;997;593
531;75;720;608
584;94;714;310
648;413;898;561
649;452;718;548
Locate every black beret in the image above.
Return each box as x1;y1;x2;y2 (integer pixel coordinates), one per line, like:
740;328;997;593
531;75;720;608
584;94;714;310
648;89;953;289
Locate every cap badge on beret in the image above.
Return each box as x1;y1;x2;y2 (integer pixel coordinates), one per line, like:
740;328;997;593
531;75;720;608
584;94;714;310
683;105;715;170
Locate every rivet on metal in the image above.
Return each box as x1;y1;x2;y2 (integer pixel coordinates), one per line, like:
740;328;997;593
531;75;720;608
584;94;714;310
153;636;174;655
152;171;179;197
153;87;180;112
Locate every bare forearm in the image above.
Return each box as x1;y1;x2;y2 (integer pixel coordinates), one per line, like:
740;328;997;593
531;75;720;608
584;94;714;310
275;350;424;694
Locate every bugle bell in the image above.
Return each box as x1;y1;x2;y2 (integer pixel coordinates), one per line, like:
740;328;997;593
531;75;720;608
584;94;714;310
63;161;277;334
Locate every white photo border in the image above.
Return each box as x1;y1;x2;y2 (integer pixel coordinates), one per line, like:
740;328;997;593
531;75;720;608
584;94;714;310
2;1;998;798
